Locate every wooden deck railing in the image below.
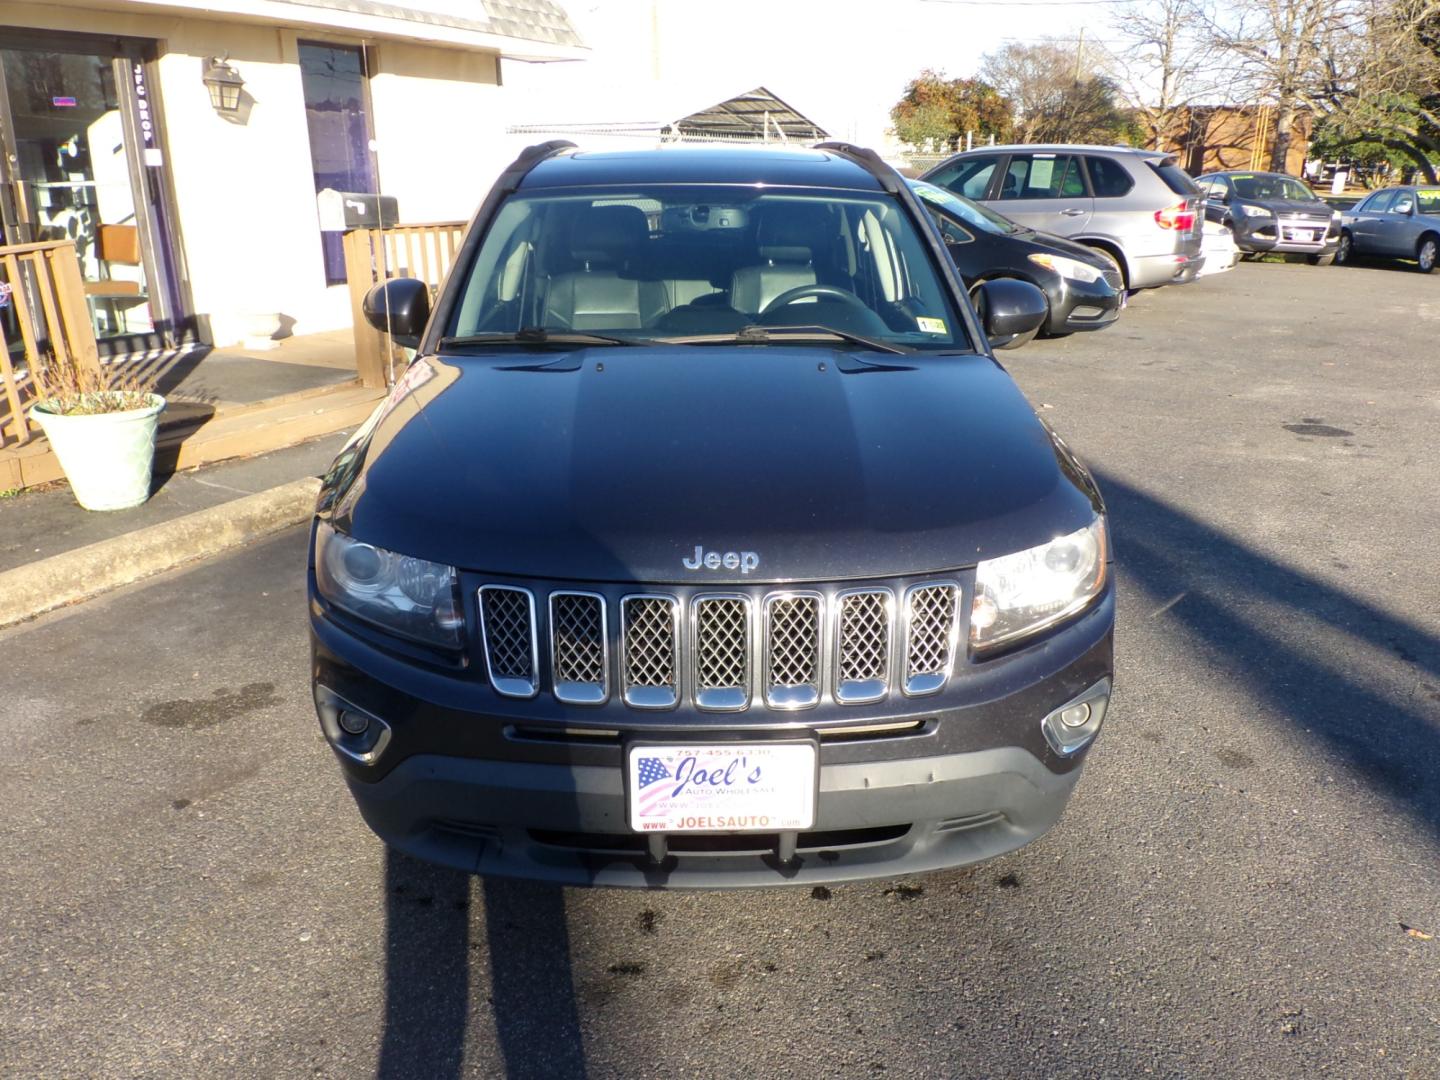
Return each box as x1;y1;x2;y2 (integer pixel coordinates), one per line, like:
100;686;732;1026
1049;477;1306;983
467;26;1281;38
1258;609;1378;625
342;222;466;387
0;240;101;450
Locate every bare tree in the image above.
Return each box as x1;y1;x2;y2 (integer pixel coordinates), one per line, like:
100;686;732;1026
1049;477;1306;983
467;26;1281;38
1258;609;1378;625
1203;0;1367;171
1110;0;1233;149
981;41;1134;144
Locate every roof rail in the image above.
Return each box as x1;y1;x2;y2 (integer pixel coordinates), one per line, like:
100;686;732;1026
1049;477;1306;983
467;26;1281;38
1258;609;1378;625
812;141;903;195
496;139;577;192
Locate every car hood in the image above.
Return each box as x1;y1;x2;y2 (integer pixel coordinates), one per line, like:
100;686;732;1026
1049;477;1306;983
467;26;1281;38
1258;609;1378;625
322;347;1103;584
1021;229;1116;269
1239;197;1332;217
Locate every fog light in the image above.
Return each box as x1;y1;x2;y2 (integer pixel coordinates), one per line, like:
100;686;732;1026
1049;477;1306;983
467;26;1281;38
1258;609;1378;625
338;709;370;735
1041;678;1111;757
314;685;392;765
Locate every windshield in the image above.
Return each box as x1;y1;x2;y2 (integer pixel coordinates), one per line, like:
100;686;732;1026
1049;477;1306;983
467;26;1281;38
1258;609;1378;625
1416;189;1440;214
1230;174;1317;202
907;179;1023;236
445;185;970;351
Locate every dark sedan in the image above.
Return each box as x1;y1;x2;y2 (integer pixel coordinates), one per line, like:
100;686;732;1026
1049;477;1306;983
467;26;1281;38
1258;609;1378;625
1337;186;1440;272
908;179;1122;349
1195;170;1340;264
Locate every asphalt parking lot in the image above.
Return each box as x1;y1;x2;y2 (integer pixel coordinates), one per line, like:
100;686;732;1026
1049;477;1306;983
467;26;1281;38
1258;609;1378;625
3;259;1438;1079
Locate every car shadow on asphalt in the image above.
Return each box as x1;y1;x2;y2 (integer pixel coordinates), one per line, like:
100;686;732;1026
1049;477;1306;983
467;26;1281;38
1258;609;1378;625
377;852;587;1079
1097;470;1440;833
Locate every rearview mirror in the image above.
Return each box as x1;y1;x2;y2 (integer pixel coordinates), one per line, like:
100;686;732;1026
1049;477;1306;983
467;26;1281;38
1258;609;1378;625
363;277;431;348
975;278;1049;350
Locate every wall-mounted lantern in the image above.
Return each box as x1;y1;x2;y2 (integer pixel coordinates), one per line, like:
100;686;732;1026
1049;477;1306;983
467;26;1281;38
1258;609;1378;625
202;56;245;113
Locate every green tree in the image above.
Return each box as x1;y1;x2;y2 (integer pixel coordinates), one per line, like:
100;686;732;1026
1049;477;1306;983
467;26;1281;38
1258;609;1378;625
890;70;1013;152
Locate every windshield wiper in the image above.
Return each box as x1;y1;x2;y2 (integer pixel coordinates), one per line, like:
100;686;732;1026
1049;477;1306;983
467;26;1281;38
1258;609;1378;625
659;324;913;355
438;328;648;350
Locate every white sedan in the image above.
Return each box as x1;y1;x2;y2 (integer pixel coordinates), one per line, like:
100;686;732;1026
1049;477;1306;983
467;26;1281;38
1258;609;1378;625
1198;221;1240;277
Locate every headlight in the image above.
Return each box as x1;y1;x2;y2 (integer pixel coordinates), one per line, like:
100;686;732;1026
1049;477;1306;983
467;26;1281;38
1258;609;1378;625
314;521;464;648
1236;204;1273;218
971;517;1108;649
1027;252;1103;283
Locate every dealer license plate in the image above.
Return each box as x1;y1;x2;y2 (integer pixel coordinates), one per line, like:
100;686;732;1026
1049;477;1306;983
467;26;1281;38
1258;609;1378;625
626;742;817;833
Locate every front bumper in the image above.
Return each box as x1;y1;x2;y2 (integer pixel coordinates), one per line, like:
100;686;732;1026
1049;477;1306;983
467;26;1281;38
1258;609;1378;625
342;744;1085;888
1232;217;1339;254
310;585;1114;888
1047;276;1123;334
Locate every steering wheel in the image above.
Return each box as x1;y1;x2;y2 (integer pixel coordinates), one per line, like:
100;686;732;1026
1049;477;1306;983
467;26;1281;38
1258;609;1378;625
760;283;872;316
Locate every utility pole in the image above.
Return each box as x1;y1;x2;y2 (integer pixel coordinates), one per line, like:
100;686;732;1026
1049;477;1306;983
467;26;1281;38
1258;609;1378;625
1074;26;1085;83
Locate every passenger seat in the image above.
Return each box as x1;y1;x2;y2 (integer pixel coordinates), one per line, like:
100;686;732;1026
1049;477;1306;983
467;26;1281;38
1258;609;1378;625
544;205;668;330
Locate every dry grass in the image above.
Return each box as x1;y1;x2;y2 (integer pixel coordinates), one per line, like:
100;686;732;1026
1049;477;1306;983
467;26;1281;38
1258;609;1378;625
31;354;158;416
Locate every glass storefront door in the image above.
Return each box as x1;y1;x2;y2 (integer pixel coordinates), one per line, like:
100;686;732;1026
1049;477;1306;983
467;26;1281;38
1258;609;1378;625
0;33;186;354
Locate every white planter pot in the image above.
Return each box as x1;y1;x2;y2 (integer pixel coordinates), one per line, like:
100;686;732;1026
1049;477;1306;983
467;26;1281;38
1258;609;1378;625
31;394;166;511
237;312;282;352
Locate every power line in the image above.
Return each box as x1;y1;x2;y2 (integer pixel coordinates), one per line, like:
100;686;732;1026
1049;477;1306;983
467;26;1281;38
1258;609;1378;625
919;0;1136;6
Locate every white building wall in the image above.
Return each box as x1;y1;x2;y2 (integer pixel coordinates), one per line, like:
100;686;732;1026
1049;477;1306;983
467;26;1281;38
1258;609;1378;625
155;24;335;344
367;42;504;228
0;2;515;345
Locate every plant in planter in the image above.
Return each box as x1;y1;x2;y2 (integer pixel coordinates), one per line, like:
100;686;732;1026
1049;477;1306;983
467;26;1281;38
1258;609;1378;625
29;354;165;512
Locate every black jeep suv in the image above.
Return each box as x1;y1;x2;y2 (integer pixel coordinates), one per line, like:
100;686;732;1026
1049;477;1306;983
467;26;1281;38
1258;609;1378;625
308;142;1115;888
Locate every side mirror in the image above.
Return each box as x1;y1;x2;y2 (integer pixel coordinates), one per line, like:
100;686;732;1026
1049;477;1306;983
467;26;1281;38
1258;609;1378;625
975;278;1049;350
362;277;430;348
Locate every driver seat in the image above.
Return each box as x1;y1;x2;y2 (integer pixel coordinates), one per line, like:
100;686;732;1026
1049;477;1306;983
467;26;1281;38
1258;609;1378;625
729;206;826;316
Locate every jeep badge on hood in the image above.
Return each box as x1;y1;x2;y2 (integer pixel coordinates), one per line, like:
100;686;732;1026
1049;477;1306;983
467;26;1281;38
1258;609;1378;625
682;546;760;574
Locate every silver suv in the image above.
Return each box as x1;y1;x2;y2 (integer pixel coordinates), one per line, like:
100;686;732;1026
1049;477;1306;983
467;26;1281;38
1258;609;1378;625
921;145;1205;289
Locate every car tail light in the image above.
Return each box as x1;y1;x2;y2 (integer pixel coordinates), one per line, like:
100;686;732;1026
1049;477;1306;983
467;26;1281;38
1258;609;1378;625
1155;200;1196;231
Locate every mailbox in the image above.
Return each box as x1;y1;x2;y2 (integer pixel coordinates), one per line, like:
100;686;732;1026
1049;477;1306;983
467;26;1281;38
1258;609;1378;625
317;189;400;231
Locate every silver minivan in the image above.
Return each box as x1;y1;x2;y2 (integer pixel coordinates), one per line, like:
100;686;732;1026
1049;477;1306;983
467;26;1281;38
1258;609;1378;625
921;145;1205;289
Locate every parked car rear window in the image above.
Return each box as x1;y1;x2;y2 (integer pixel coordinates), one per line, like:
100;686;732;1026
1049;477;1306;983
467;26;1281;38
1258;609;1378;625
908;179;1023;237
1363;189;1396;213
999;154;1086;199
927;154;1001;200
1147;160;1201;196
1197;176;1231;201
1085;156;1135;198
447;186;969;350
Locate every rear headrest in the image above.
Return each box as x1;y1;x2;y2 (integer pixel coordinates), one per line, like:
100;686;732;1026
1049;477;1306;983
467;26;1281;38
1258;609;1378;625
756;204;829;263
570;204;649;267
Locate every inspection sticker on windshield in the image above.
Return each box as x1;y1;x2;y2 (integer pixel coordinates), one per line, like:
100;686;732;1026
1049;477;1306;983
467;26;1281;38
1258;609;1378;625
916;317;947;335
626;743;817;832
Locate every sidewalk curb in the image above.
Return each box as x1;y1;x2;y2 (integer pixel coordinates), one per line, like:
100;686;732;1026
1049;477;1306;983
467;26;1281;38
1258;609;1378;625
0;476;321;630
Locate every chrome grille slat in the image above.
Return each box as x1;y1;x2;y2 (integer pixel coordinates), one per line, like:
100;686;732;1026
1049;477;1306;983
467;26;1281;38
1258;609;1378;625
621;595;680;709
479;586;538;699
484;579;958;710
763;593;821;709
903;582;959;697
693;595;751;711
550;592;607;705
834;588;893;704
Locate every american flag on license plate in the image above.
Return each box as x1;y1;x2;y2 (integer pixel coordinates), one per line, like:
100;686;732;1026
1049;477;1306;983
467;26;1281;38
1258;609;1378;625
635;756;672;816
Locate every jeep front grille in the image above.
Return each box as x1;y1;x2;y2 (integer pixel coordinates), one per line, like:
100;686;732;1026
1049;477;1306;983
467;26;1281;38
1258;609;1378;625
763;593;821;709
834;589;893;704
621;595;680;709
692;595;752;710
479;585;537;698
903;583;959;696
550;592;607;704
478;581;960;710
